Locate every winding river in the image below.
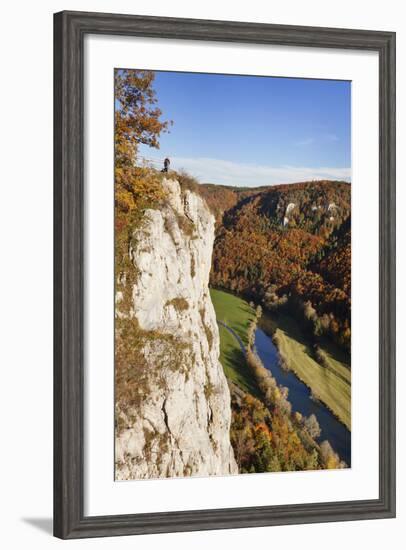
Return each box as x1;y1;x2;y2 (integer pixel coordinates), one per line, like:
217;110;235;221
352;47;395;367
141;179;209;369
254;325;351;466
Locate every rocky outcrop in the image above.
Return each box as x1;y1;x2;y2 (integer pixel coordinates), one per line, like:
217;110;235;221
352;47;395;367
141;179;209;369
115;178;237;480
283;202;296;226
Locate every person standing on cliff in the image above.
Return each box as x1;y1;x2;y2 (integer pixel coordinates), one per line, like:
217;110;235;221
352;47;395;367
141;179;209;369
162;157;170;173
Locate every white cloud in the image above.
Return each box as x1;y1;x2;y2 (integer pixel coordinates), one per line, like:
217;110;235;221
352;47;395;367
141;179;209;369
295;134;340;147
163;156;351;187
325;133;340;142
295;138;314;147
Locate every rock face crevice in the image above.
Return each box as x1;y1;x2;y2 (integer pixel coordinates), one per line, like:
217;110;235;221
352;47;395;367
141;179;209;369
115;178;238;480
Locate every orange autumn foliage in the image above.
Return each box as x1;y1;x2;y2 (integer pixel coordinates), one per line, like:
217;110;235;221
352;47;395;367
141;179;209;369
115;69;172;214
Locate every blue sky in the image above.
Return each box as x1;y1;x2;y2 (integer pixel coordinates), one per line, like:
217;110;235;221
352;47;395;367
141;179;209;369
138;71;351;187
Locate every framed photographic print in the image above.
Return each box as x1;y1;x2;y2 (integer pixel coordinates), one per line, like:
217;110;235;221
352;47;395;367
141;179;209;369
54;11;396;539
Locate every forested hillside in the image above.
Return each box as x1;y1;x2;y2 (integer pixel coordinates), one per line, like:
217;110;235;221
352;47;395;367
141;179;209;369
209;180;351;351
199;183;277;223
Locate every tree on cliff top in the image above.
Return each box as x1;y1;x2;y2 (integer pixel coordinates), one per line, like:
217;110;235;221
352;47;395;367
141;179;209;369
115;69;172;212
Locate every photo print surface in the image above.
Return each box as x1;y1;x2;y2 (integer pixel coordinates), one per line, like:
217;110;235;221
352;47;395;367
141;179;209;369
114;69;351;481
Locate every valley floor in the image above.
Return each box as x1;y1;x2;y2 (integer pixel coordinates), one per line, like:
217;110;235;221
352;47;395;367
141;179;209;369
272;314;351;430
210;289;260;396
210;288;351;431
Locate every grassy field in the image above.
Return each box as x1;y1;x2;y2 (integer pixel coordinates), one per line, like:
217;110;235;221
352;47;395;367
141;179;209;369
210;288;351;430
210;289;259;395
274;314;351;430
319;337;351;384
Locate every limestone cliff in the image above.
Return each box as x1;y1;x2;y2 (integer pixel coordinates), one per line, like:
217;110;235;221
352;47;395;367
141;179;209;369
115;178;238;480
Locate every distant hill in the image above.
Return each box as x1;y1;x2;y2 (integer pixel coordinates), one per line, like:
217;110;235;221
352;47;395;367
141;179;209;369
199;183;277;223
201;180;350;230
207;180;351;351
198;184;240;223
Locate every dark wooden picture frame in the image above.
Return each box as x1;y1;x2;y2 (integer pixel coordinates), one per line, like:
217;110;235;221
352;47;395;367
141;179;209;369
54;10;396;539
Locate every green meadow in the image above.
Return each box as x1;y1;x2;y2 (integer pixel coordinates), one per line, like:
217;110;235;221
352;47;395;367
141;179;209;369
273;314;351;430
211;289;351;430
210;289;259;395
